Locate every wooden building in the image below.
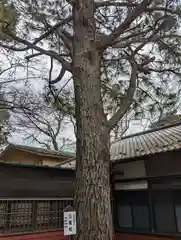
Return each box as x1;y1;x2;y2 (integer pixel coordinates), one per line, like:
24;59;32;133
1;122;181;239
0;162;75;240
60;122;181;239
112;122;181;240
0;144;75;166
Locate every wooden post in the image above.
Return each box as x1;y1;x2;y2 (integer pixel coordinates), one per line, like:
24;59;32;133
148;181;154;232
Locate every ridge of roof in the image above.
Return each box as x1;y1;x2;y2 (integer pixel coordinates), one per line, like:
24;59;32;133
0;161;75;172
149;114;181;128
3;143;75;159
111;122;181;162
55;158;76;169
112;121;181;144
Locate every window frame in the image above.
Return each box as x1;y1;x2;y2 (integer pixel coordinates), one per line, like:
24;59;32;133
114;190;151;232
114;187;181;236
0;198;73;234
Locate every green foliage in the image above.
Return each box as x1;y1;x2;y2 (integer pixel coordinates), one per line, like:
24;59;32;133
0;2;18;41
1;0;181;129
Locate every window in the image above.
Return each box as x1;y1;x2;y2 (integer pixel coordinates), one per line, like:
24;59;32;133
116;191;150;231
133;205;150;230
173;191;181;233
37;201;50;229
118;205;132;228
175;205;181;232
153;191;176;233
0;199;73;234
115;187;181;235
10;201;33;231
0;202;6;230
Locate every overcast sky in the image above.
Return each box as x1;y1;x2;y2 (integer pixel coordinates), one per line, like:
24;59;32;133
0;42;158;150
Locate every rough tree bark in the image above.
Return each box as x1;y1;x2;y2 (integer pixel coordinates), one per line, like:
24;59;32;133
72;0;113;239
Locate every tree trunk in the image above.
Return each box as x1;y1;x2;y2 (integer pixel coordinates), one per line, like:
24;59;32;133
72;1;113;239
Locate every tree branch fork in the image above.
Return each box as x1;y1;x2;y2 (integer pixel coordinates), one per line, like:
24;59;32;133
0;0;179;132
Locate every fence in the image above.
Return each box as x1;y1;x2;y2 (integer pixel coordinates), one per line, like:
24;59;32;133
0;198;73;234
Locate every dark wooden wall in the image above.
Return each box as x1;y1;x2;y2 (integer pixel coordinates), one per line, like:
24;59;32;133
115;233;177;240
1;148;69;166
0;163;75;198
145;150;181;177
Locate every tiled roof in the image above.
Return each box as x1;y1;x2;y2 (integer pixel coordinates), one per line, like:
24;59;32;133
149;114;181;128
2;143;75;159
111;122;181;161
59;123;181;168
56;160;76;169
0;161;75;172
6;123;181;169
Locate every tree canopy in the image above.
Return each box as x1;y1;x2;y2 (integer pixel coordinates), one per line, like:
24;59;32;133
1;0;181;239
0;0;180;126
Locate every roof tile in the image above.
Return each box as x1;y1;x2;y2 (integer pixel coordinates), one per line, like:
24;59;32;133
111;123;181;161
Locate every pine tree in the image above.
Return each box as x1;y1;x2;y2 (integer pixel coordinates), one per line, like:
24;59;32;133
0;0;181;239
0;88;10;150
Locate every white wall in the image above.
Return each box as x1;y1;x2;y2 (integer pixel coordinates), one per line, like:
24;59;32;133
114;160;148;190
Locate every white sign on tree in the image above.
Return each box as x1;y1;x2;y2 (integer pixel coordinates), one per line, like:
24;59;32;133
63;205;76;236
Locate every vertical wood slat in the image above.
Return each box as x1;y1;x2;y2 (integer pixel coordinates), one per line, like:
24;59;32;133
0;199;73;234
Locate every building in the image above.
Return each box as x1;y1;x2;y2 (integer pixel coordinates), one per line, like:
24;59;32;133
59;122;181;239
149;113;181;129
0;162;74;240
112;122;181;240
1;122;181;239
0;143;75;166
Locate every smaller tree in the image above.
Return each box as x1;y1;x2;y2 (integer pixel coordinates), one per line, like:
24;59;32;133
9;86;73;150
0;87;10;150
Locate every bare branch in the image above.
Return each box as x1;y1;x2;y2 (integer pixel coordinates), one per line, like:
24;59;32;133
56;29;73;54
0;42;28;52
106;24;168;129
35;15;72;44
0;16;73;52
50;67;66;84
49;57;54;83
2;33;72;72
143;67;181;76
25;52;43;61
95;1;138;8
112;32;181;49
133;24;164;55
108;59;137;131
26;134;52;150
65;0;75;5
111;29;152;48
99;0;153;49
44;19;73;53
146;7;180;15
111;14;174;52
10;87;69;151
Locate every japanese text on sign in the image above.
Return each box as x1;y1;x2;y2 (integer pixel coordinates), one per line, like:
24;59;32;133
63;211;76;236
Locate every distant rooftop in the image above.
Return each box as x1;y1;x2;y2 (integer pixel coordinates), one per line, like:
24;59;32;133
111;122;181;162
1;143;75;159
56;159;76;169
0;161;75;173
58;122;181;168
149;114;181;129
3;122;181;169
